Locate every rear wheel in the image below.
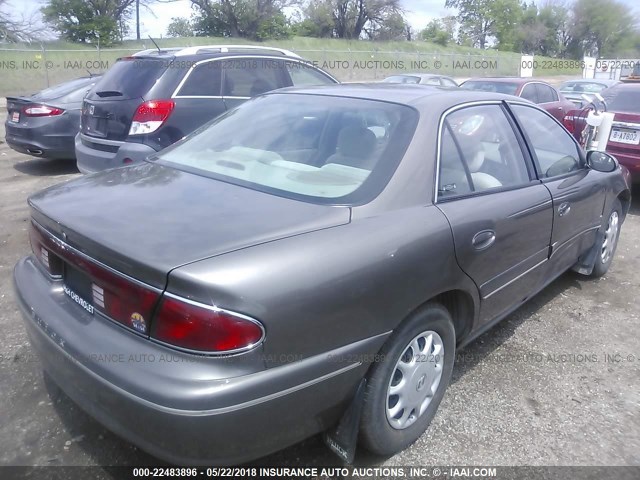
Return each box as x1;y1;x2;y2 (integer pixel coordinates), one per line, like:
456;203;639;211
591;199;622;277
360;304;455;456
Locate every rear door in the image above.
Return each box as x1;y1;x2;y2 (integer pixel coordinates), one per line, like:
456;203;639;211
436;103;553;324
535;83;566;121
82;58;168;141
510;103;606;277
169;60;226;138
220;57;291;111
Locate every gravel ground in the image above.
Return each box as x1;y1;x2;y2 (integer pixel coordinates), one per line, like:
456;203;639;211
0;108;638;471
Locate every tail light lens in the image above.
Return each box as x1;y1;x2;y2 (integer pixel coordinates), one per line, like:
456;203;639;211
563;114;575;133
23;105;65;117
129;99;175;135
151;295;265;354
28;220;161;334
29;222;63;276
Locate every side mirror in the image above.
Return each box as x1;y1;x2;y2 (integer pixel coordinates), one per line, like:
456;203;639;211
587;150;618;173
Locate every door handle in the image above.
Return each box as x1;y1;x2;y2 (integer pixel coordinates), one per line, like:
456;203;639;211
472;230;496;250
558;202;571;216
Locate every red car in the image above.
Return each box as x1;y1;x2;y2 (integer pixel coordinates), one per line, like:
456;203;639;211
460;77;575;122
564;83;640;181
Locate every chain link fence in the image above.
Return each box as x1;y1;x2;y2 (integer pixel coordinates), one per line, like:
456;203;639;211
0;45;527;96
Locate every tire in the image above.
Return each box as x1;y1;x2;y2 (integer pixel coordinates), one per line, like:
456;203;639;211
359;303;455;456
591;199;622;278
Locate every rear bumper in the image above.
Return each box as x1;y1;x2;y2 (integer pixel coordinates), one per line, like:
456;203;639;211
5;123;75;160
75;133;157;173
13;256;383;465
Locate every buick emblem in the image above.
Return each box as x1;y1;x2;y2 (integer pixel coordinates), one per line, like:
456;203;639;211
89;105;95;115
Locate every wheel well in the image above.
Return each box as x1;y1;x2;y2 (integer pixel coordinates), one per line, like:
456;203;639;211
431;290;475;343
618;190;631;220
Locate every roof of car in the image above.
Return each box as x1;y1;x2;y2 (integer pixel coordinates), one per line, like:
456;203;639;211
561;78;619;85
271;83;522;107
131;45;301;62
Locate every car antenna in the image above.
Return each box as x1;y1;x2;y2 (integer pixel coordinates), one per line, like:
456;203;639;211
148;35;161;53
86;70;94;78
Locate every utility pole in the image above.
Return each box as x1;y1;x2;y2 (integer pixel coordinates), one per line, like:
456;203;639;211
136;0;140;40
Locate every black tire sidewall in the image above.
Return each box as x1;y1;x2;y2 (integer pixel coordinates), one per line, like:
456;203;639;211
592;199;622;277
360;303;456;456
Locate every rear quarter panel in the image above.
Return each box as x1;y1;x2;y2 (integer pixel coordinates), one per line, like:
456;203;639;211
165;206;479;367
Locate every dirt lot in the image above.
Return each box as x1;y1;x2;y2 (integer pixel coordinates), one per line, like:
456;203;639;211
0;108;639;469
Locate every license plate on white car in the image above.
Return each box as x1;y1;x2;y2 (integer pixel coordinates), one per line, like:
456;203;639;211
610;128;640;145
10;111;19;122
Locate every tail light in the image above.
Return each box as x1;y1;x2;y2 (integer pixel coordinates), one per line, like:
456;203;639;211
129;99;175;135
23;105;64;117
562;114;575;133
28;220;161;334
151;295;265;354
29;222;63;276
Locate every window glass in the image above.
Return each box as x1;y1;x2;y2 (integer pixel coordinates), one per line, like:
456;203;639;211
520;84;538;102
461;81;519;95
156;94;418;205
536;84;557;103
441;78;458;87
89;58;167;100
423;77;440;85
287;62;335;86
178;62;222;96
221;58;285;97
603;86;640;113
438;104;530;197
512;104;583;178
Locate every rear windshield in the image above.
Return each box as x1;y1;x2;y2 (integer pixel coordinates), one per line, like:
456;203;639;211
560;82;609;93
90;58;167;99
461;81;519;95
604;87;640;113
384;75;420;84
32;77;96;100
155;94;418;205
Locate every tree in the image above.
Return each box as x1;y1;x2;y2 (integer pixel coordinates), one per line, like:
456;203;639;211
190;0;293;40
167;16;194;37
332;0;402;39
42;0;135;45
366;10;408;41
570;0;638;57
0;0;41;41
421;18;455;46
444;0;522;49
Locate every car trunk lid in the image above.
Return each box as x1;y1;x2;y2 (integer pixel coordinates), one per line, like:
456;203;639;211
28;163;351;289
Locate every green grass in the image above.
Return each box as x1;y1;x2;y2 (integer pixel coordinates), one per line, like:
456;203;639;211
0;36;580;96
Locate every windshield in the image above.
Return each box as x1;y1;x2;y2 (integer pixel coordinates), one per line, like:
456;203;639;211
461;81;519;95
603;86;640;114
156;94;418;205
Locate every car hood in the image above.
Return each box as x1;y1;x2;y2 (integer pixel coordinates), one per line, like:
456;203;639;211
29;163;351;288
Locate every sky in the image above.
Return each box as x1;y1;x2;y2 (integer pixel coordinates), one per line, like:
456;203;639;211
2;0;639;41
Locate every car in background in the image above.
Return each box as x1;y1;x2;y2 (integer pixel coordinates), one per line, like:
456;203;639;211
563;83;640;181
558;79;620;107
383;73;458;87
5;76;100;160
460;77;574;122
15;84;630;465
76;45;338;174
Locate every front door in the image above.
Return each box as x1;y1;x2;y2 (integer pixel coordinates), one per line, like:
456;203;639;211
510;104;607;277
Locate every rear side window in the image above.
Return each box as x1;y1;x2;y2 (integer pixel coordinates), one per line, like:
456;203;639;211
91;58;167;99
438;104;530;199
512;104;583;178
536;84;557;103
178;62;222;96
286;62;335;86
221;58;287;97
520;84;538;102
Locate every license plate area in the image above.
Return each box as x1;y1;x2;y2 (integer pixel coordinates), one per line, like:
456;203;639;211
610;127;640;145
83;116;108;137
10;111;19;122
63;263;95;315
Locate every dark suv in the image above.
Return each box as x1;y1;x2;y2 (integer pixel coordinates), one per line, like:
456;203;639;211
75;45;337;173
